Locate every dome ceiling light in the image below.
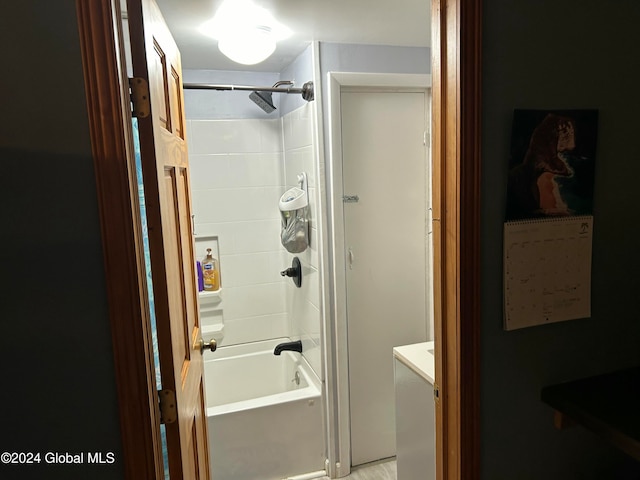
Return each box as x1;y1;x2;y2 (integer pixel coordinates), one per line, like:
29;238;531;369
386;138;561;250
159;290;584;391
199;0;292;65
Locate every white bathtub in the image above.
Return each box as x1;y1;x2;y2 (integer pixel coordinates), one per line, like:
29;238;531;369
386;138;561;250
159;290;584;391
205;338;325;480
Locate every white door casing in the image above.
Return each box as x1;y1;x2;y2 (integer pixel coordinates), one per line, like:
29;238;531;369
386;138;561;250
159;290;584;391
325;73;432;474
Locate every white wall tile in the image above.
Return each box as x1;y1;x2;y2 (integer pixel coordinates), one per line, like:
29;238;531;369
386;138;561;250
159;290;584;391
296;297;321;341
199;305;224;329
195;220;287;264
186;119;194;151
189;120;223;154
230;188;260;221
290;104;313;150
309;226;320;269
283;103;313;151
301;332;322;380
225;153;284;187
286;263;320;335
282;112;292;151
213;119;257;153
260;119;284;153
187;102;322;360
280;104;323;372
308;186;318;223
191;189;234;223
194;223;235;255
220;313;290;347
269;251;291;282
189;154;229;190
222;283;287;320
256;187;285;220
235;120;263;153
190;119;264;154
192;188;282;224
304;265;321;309
221;252;286;288
231;220;282;253
294;225;318;270
284;146;315;188
263;152;287;185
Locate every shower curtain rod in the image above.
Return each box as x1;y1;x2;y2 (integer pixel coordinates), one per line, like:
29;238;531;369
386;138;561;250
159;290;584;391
183;81;314;101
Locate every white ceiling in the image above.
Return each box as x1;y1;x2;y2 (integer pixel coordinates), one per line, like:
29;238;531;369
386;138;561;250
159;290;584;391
154;0;431;72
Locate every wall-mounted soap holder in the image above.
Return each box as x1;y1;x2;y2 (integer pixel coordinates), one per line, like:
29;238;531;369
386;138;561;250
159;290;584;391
279;173;310;253
279;173;309;211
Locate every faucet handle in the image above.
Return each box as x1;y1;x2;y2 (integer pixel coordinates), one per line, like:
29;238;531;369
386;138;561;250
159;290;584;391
281;267;296;277
280;257;302;288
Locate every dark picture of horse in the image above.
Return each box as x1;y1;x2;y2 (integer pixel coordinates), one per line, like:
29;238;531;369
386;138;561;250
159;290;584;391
506;109;598;221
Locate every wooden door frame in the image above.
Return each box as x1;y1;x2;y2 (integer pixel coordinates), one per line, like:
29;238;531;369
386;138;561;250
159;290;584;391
431;0;482;479
76;0;482;478
76;0;163;477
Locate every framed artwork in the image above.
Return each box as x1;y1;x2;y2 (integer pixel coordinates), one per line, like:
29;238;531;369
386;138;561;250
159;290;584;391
506;109;598;221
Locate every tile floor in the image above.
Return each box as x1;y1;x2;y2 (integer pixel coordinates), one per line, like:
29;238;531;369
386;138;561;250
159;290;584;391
318;458;397;480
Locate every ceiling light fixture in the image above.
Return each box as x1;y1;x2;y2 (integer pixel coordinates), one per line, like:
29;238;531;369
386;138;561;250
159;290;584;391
217;26;276;65
199;0;292;65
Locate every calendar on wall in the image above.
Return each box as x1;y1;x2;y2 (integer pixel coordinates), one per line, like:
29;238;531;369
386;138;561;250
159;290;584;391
503;215;593;331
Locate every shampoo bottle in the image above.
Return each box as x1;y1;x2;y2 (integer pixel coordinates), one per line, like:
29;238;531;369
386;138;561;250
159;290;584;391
196;261;204;292
202;248;220;291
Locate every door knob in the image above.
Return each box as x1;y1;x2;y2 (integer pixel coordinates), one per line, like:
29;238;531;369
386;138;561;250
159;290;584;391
197;338;217;353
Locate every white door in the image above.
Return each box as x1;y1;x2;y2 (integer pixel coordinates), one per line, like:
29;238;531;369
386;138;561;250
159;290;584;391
341;89;429;466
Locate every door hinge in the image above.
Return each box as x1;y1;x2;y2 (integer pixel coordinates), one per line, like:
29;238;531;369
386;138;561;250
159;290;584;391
343;195;359;203
433;383;440;403
158;389;177;424
129;77;150;118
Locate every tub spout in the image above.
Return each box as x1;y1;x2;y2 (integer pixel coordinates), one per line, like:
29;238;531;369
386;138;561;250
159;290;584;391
274;340;302;355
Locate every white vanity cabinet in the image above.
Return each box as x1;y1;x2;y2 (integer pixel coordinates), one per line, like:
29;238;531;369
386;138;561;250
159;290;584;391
393;341;435;480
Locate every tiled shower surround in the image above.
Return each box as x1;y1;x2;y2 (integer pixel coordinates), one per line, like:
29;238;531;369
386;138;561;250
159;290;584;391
188;102;322;376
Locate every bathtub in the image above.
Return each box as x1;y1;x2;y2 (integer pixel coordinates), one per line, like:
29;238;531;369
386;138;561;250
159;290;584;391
205;338;325;480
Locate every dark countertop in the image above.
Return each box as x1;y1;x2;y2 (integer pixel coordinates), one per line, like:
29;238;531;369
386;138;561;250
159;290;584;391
541;367;640;460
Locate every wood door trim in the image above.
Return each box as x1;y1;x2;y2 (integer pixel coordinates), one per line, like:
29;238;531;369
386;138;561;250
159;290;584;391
459;1;482;478
431;0;482;479
76;0;483;477
75;0;163;478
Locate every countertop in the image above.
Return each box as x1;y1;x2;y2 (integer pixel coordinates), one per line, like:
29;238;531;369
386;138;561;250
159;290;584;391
393;341;435;385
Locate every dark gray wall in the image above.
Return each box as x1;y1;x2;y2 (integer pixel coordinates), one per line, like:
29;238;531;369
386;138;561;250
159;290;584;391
482;0;640;478
0;1;124;479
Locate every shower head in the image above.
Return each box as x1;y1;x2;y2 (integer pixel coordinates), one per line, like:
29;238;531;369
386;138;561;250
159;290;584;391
249;90;276;113
248;81;295;113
